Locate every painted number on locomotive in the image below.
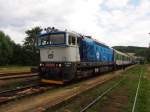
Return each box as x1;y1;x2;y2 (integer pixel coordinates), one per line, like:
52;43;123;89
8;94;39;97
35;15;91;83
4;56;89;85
48;54;53;59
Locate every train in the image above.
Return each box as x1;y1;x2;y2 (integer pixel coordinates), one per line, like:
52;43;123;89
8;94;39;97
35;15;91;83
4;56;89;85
38;30;134;84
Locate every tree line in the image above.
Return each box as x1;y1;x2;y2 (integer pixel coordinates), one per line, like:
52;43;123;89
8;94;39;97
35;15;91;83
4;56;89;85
0;27;42;66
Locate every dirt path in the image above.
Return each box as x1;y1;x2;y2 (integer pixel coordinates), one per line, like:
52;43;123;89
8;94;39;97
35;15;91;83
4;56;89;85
0;69;127;112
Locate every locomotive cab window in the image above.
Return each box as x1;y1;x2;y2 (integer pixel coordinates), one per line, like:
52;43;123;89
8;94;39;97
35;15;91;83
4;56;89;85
69;35;76;45
38;33;66;46
49;34;65;44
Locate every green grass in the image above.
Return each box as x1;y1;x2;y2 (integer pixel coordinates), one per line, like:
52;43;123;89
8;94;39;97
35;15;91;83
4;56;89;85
0;66;34;73
135;65;150;112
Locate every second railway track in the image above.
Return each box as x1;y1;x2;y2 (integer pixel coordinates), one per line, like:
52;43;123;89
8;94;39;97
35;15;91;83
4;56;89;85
0;72;35;76
79;77;125;112
0;73;39;80
0;84;54;105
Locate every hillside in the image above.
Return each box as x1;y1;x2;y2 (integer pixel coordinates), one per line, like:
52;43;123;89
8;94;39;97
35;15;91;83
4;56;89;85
113;46;147;56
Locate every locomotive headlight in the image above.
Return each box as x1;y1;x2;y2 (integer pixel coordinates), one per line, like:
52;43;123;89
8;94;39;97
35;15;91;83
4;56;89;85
40;63;44;66
59;64;62;67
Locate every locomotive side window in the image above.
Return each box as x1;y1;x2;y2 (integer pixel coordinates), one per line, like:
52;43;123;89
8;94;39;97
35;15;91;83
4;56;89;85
42;39;47;45
69;35;76;45
41;36;49;45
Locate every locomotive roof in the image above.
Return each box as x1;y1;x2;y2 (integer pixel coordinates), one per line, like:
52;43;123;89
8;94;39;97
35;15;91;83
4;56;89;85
39;31;66;37
94;39;109;48
39;30;82;37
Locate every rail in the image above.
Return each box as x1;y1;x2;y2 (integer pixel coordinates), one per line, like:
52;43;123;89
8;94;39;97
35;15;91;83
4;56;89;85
0;73;38;80
0;84;53;105
80;77;125;112
131;68;143;112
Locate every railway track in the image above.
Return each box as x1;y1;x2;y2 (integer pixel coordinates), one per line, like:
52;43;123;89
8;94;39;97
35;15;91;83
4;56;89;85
0;72;34;76
0;73;39;80
0;84;54;105
79;77;125;112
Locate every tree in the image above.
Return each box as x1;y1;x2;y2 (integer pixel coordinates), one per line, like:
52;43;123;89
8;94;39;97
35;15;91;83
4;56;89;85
10;43;23;65
23;26;42;65
0;31;14;65
0;27;43;66
24;27;42;50
145;48;150;62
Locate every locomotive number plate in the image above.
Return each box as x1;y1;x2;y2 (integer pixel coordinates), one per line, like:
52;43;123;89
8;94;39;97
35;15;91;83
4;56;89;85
48;54;53;59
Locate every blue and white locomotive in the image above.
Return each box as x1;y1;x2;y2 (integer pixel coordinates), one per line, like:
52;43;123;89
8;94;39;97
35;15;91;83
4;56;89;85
38;30;132;84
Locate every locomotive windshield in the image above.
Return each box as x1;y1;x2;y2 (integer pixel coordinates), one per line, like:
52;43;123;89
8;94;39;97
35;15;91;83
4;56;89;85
38;33;65;46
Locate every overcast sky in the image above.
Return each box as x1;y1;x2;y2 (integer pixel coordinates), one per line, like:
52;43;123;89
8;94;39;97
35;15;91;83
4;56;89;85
0;0;150;47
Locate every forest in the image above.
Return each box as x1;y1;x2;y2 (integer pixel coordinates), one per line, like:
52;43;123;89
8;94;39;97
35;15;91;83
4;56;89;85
0;27;42;66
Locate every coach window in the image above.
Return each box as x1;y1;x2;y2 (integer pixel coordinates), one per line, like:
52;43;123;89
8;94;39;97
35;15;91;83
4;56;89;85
69;35;76;45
